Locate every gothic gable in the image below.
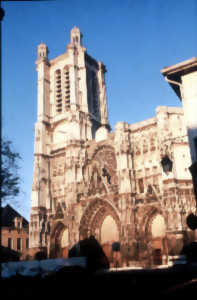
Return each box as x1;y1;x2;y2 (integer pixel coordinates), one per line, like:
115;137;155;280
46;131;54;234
84;145;118;196
55;203;64;219
88;166;107;196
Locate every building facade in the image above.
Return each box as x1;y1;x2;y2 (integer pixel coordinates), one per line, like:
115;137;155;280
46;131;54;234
29;27;196;267
1;205;29;261
161;59;197;204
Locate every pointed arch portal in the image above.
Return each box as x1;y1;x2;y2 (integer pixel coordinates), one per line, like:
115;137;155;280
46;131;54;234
101;215;119;244
79;199;120;246
151;214;166;238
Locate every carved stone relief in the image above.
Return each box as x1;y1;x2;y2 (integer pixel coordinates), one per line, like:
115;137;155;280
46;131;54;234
84;146;118;196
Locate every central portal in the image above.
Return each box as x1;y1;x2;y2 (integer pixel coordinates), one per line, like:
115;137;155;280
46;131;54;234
79;198;120;262
100;215;119;244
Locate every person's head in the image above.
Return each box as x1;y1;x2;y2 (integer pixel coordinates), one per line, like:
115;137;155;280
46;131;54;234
186;213;197;230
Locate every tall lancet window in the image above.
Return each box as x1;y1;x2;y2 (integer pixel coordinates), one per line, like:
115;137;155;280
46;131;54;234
64;66;70;109
194;136;197;157
55;69;62;113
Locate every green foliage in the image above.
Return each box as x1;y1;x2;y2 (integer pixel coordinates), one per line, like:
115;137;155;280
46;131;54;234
1;139;21;203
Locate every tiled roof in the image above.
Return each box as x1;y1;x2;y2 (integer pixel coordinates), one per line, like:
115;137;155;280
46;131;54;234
0;204;28;227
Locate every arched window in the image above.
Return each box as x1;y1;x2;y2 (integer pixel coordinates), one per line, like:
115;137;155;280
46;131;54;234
55;69;62;113
64;66;70;109
101;215;119;244
61;228;69;248
194;136;197;157
151;215;166;238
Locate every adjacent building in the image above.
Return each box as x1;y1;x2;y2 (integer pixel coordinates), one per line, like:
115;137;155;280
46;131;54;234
1;204;29;261
161;58;197;202
29;27;196;267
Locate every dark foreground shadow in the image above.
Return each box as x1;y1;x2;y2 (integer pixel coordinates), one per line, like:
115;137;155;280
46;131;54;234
179;213;197;264
180;241;197;263
0;245;20;263
68;235;110;272
1;263;197;299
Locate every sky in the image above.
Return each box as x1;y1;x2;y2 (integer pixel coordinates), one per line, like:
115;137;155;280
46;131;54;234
2;0;197;220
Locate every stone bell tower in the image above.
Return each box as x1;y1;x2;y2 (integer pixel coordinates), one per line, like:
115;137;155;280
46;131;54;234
29;27;109;253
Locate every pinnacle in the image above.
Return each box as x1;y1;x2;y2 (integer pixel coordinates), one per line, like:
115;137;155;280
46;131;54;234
71;26;80;32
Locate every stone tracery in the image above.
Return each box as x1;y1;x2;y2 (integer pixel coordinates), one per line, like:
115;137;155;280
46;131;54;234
79;198;121;242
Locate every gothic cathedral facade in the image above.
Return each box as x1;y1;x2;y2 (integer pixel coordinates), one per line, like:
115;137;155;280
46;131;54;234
29;27;196;267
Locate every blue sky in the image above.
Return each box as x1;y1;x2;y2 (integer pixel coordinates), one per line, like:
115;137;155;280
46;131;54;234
2;0;197;220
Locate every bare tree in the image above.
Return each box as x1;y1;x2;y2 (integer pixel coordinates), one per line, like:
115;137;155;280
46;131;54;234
1;139;21;204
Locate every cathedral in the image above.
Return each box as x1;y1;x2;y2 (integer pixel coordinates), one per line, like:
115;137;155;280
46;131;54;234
29;27;196;267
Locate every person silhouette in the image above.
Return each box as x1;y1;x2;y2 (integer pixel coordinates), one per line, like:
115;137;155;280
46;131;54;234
180;213;197;263
69;235;109;272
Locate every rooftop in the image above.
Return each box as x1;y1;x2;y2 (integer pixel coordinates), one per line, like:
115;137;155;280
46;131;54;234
1;204;28;227
161;57;197;99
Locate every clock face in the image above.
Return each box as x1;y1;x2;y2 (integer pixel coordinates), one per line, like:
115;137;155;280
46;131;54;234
53;121;79;144
53;123;68;144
